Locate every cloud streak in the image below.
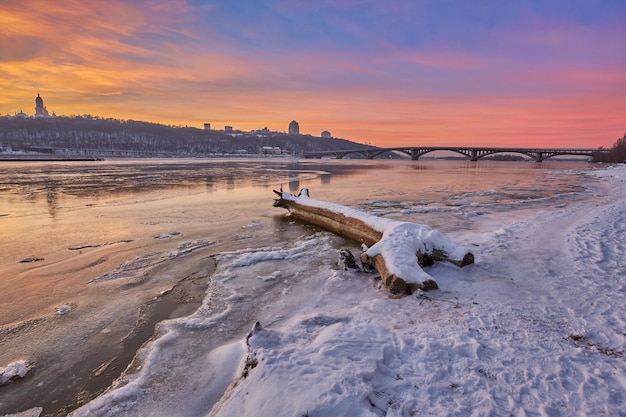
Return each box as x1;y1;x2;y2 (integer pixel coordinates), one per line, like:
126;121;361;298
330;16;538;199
1;0;624;147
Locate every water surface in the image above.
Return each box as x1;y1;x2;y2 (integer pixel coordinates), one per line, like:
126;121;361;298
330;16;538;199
0;158;593;415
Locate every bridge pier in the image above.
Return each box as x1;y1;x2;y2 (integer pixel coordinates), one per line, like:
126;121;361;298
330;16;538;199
470;150;478;161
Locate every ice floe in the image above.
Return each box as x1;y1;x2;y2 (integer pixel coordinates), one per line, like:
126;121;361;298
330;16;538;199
0;360;30;386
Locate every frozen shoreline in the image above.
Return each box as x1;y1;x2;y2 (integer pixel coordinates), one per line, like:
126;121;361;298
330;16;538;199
1;160;621;417
0;248;217;416
66;164;626;417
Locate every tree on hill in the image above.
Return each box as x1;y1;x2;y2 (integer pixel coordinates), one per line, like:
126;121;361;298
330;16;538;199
594;133;626;163
0;116;371;156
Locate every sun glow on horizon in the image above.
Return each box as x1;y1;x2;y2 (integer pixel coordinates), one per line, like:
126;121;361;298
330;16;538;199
1;0;624;148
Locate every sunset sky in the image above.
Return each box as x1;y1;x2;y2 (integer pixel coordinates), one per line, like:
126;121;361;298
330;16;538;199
1;0;624;147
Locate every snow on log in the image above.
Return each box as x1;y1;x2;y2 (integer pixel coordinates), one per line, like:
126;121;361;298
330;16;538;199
273;188;474;294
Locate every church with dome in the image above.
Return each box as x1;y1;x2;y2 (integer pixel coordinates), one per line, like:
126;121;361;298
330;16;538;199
12;93;54;118
35;93;51;117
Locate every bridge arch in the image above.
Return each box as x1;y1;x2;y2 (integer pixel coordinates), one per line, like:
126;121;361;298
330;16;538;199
409;148;474;160
336;150;369;159
538;151;593;161
364;149;405;159
470;150;536;161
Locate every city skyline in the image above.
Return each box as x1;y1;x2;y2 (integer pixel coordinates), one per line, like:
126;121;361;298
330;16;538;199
8;93;324;137
1;1;625;148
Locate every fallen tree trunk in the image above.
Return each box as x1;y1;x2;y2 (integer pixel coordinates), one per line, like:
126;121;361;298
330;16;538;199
273;188;474;295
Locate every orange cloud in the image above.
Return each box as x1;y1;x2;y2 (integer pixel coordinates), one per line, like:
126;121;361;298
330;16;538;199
1;0;624;150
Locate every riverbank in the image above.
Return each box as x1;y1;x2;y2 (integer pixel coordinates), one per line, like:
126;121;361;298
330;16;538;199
73;163;625;417
0;156;103;161
0;250;216;417
1;159;612;416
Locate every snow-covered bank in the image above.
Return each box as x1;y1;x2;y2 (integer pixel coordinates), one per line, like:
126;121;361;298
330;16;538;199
71;164;625;417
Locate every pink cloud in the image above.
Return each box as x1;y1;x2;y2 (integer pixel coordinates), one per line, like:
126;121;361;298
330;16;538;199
1;0;623;150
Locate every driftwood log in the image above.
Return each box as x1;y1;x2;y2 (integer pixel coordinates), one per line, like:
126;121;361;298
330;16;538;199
273;188;474;295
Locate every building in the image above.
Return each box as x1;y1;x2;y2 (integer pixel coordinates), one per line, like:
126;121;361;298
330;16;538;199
204;123;211;130
261;146;282;155
321;130;332;138
224;126;233;132
288;120;299;135
35;93;50;117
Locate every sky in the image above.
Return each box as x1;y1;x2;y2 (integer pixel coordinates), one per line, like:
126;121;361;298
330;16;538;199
1;0;625;147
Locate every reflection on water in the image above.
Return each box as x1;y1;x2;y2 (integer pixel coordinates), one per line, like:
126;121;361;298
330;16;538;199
0;159;591;223
0;158;590;261
0;159;375;219
0;157;595;417
0;158;384;271
44;180;60;219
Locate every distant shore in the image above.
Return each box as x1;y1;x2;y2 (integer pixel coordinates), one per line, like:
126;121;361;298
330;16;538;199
0;156;103;162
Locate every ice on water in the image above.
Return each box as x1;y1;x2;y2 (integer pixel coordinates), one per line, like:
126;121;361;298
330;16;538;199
68;165;626;417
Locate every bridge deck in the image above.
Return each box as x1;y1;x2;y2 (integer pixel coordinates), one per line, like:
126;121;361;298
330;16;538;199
303;146;603;162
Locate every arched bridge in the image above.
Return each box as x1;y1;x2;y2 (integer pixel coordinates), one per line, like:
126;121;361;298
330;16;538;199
302;146;605;162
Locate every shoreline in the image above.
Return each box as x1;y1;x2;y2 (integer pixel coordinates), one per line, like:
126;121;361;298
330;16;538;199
0;256;216;417
0;157;103;162
1;160;612;416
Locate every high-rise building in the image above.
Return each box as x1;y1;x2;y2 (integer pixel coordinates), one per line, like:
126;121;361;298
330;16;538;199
35;93;49;117
288;120;300;135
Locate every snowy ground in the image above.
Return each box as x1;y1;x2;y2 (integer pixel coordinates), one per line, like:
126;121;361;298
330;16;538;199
66;165;625;417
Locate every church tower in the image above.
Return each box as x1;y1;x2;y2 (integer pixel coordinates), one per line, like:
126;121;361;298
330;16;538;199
35;93;49;117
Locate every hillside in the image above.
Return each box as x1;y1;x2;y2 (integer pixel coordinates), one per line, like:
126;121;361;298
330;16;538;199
0;116;372;158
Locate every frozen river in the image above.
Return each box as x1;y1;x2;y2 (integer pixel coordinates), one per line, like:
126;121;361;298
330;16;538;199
1;158;623;416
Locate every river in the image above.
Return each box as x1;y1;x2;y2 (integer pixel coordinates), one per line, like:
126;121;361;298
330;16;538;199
0;158;608;416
